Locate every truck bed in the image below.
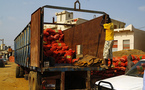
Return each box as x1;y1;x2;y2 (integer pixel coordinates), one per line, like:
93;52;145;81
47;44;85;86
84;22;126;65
41;66;104;72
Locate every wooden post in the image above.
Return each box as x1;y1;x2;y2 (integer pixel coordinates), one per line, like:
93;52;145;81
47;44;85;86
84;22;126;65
60;72;65;90
86;71;91;90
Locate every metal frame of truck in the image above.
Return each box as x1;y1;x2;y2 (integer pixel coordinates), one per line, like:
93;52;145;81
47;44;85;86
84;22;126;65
14;4;106;90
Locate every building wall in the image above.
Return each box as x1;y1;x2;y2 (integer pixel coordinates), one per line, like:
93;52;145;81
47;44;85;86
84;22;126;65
62;14;66;22
66;12;73;20
75;18;88;25
57;15;60;22
44;24;57;30
56;11;73;23
0;44;5;50
134;29;145;52
114;24;145;52
112;19;126;29
114;31;134;51
55;11;87;31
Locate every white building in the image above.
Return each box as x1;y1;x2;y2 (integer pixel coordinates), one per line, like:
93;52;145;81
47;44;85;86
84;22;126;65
0;44;5;50
113;24;145;52
111;19;126;29
44;11;88;31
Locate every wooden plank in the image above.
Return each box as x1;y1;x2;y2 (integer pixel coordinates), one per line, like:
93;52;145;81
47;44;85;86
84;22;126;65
60;72;65;90
86;71;91;90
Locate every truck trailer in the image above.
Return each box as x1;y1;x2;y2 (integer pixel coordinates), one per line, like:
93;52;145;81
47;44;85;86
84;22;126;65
14;4;107;90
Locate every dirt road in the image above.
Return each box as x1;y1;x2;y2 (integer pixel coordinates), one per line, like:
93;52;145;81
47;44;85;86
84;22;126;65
0;62;29;90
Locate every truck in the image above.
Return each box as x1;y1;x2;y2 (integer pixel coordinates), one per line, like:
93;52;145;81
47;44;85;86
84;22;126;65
14;4;107;90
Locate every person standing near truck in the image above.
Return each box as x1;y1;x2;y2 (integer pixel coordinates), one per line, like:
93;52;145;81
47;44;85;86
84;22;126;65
102;15;114;69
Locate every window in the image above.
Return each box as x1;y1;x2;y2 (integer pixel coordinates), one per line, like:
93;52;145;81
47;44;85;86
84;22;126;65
68;14;71;18
112;40;118;52
123;40;130;50
114;25;117;29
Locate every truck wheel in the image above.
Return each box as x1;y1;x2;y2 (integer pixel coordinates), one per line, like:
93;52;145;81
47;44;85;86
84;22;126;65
19;67;24;77
16;66;20;78
0;61;5;67
29;71;33;90
29;71;41;90
2;63;5;67
24;74;29;80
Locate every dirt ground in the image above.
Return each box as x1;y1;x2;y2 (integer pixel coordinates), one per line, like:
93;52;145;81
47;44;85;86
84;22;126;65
0;62;29;90
113;49;145;57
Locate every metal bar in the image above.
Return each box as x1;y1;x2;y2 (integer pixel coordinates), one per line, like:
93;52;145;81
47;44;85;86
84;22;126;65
44;22;75;26
14;22;31;41
74;0;81;10
42;5;106;14
40;8;44;72
15;43;30;51
42;66;104;72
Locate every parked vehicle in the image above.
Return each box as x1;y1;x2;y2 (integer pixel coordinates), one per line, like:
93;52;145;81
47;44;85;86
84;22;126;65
14;4;106;90
3;58;8;65
95;59;145;90
0;58;5;67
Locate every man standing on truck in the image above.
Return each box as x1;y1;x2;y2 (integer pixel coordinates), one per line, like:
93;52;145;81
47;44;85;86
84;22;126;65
101;15;114;69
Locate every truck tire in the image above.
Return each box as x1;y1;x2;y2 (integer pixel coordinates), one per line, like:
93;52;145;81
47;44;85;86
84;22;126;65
19;66;24;77
0;61;5;67
16;66;20;78
29;71;41;90
24;74;29;80
29;71;33;90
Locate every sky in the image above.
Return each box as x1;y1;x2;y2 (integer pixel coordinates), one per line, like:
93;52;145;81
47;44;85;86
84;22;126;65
0;0;145;49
